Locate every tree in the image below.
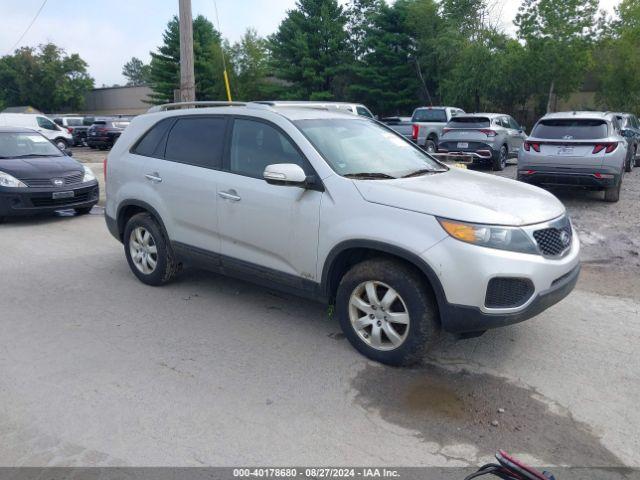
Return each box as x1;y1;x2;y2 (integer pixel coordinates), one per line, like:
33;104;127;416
229;28;278;100
596;0;640;113
348;1;422;114
148;15;229;104
515;0;598;114
269;0;350;99
0;43;94;112
122;57;151;86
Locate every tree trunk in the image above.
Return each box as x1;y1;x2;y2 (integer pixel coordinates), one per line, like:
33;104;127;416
546;80;555;114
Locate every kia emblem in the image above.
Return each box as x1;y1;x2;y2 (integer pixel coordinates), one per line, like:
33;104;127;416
52;179;64;186
560;230;570;247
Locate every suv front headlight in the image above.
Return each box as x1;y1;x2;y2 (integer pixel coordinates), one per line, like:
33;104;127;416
0;170;27;188
437;217;538;255
82;165;96;182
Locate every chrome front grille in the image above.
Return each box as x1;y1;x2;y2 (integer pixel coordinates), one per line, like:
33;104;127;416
532;216;573;257
22;172;84;188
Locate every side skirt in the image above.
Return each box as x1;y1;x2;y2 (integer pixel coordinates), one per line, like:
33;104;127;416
172;241;327;303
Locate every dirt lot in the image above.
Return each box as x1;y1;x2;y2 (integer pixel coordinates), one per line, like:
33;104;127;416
0;148;638;469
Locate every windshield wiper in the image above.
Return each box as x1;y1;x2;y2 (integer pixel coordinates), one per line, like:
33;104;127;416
401;169;445;178
343;172;397;180
9;154;60;158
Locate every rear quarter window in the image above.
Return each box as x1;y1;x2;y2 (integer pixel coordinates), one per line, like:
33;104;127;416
132;118;175;158
532;119;609;140
164;116;227;169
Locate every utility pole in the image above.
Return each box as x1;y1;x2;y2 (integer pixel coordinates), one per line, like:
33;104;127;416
178;0;195;102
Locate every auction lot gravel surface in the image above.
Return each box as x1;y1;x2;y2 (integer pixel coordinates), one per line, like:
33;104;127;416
0;149;638;468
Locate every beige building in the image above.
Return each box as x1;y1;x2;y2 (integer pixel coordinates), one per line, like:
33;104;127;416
81;85;153;116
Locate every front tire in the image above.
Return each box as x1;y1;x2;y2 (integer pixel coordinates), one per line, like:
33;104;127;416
336;258;440;366
123;213;178;286
54;138;68;151
492;145;508;171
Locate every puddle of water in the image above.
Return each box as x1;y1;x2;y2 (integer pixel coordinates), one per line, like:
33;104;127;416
351;364;622;467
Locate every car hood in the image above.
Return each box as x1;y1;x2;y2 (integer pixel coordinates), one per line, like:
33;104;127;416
0;155;82;180
353;168;565;226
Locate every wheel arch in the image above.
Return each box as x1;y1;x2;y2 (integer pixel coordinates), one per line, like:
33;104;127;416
321;240;447;315
116;200;169;242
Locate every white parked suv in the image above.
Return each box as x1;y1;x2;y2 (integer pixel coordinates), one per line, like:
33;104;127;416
0;113;73;150
105;101;580;365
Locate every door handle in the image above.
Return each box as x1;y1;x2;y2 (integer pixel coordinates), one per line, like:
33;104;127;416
145;172;162;183
218;190;241;202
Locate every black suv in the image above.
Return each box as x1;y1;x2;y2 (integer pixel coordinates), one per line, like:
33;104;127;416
614;112;640;171
87;118;131;150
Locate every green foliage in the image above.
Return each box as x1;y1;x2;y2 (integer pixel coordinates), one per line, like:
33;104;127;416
229;28;280;100
0;43;94;112
122;57;151;86
148;15;229;104
269;0;350;99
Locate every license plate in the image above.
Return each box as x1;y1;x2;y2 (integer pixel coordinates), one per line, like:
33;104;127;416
457;142;469;148
557;146;574;156
52;191;74;199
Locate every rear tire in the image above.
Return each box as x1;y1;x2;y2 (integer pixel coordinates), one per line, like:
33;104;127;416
625;151;633;172
634;146;640;167
336;258;440;366
54;138;68;151
123;213;179;286
425;139;437;154
492;145;508;171
604;178;621;202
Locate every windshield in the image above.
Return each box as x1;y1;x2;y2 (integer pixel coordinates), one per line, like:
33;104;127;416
0;132;62;158
532;119;609;140
295;118;445;178
412;108;447;123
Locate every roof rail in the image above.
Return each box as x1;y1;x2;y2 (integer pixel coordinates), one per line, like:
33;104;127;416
147;101;247;113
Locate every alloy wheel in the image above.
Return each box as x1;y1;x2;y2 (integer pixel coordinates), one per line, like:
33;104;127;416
129;226;158;274
348;280;410;351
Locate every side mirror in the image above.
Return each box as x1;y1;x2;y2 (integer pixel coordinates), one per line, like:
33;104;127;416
263;163;308;188
64;149;73;157
622;129;633;138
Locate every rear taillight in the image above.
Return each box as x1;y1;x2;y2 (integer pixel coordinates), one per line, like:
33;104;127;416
524;141;540;152
66;127;73;133
442;127;451;134
479;129;497;137
103;157;107;182
521;170;536;175
412;124;419;141
593;143;618;154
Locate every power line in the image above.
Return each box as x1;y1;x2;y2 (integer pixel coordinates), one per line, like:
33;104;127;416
7;0;49;54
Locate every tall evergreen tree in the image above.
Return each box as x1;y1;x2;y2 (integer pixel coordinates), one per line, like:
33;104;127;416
148;15;229;104
269;0;350;99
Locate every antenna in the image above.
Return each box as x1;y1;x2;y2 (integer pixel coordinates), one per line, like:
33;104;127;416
213;0;233;102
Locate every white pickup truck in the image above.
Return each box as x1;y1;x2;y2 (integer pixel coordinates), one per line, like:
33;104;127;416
410;106;465;153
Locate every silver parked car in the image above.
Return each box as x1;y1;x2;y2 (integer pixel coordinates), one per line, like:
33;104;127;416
105;101;579;366
437;113;527;171
518;111;629;202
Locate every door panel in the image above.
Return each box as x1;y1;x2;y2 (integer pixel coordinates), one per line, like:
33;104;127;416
217;172;321;278
217;118;322;280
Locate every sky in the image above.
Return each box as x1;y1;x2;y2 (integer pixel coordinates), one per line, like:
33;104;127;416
0;0;622;87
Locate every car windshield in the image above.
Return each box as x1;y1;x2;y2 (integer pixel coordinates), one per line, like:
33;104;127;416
412;108;447;123
532;119;609;140
295;118;445;178
0;132;62;158
66;118;83;126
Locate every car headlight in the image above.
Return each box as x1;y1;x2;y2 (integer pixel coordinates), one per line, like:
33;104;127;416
437;217;538;254
0;170;27;188
82;165;96;182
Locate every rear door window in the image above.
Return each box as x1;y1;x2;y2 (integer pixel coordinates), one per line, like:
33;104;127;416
412;109;447;123
531;119;609;140
164;116;227;169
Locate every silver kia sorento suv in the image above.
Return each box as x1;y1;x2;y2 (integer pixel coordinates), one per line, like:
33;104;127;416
105;101;580;366
518;111;629;202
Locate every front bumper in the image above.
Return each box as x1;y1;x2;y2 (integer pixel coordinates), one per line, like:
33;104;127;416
0;182;99;216
422;228;580;334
